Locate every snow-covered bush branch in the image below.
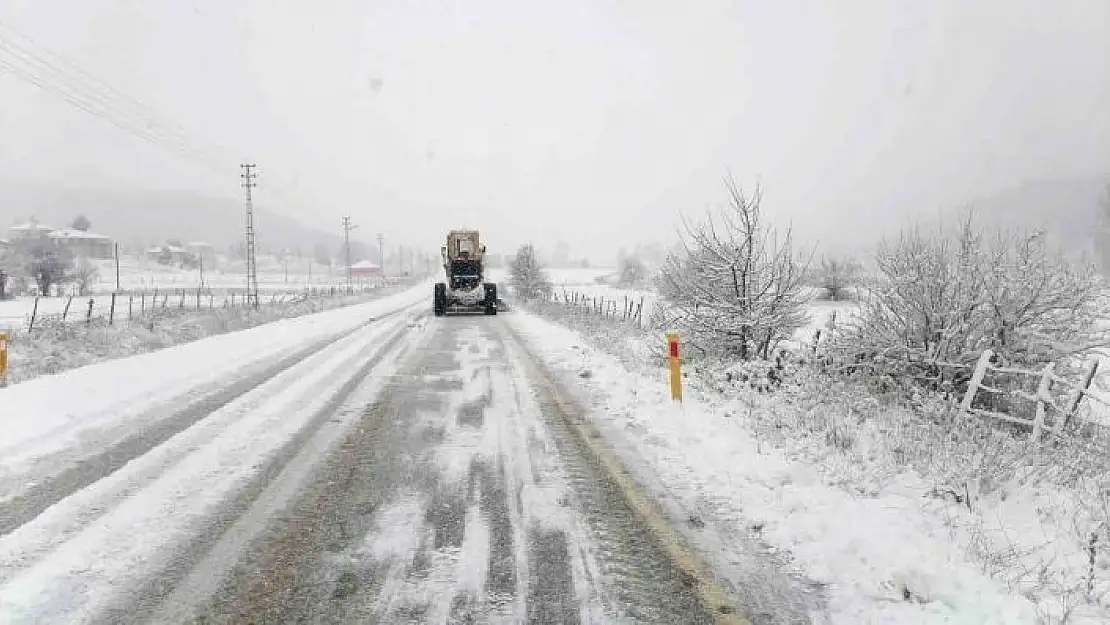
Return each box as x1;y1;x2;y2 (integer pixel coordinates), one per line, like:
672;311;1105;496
509;244;552;300
833;215;1105;386
654;176;811;360
817;255;861;301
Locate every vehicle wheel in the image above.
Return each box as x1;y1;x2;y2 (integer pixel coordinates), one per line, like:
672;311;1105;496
483;283;498;315
434;283;447;316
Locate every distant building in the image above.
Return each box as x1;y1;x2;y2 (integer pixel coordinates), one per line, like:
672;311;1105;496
350;260;383;278
48;228;115;259
6;219;116;259
147;244;189;264
7;219;54;243
186;241;216;264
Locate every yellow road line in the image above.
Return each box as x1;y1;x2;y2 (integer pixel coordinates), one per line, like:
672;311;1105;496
501;323;751;625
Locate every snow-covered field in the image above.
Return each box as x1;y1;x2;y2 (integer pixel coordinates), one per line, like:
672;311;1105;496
512;308;1110;623
0;256;408;333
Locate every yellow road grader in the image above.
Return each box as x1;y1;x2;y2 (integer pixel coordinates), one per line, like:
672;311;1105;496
434;230;498;316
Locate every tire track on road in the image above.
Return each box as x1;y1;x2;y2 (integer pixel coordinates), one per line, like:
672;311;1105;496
0;312;425;624
0;301;420;537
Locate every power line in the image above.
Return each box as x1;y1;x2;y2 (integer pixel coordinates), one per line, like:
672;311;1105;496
0;19;236;172
0;18;320;238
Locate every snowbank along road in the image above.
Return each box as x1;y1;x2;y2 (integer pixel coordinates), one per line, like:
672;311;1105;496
0;291;752;624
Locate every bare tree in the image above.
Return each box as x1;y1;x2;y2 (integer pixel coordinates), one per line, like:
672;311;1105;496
510;244;552;300
74;258;100;295
834;215;1104;381
655;175;812;360
617;255;648;287
24;243;74;296
817;255;861;301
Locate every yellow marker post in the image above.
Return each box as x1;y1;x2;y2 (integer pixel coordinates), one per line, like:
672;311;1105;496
667;332;682;402
0;332;8;385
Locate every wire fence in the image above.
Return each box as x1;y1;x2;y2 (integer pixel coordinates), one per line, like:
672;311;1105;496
0;281;398;334
543;288;648;328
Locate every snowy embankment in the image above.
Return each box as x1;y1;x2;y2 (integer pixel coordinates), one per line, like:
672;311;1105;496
510;310;1103;624
0;282;429;508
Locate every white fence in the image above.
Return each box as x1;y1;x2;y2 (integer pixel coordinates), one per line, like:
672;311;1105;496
956;349;1107;441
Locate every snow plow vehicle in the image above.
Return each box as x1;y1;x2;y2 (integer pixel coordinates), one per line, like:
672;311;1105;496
434;230;498;316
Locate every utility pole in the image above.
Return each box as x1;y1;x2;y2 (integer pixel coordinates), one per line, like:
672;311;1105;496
114;242;120;292
199;252;204;288
342;216;358;292
377;233;384;277
241;164;259;309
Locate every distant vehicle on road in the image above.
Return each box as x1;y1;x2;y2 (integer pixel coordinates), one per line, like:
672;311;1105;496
434;230;498;316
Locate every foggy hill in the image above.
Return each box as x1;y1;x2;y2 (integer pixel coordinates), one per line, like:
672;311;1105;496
832;176;1107;262
0;183;348;254
959;176;1107;258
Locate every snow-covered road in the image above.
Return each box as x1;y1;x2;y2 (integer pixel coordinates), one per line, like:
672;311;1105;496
0;294;751;624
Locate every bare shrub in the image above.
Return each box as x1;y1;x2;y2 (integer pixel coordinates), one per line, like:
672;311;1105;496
817;255;861;301
616;254;648;288
510;243;552;300
654;175;811;360
24;243;75;296
833;215;1105;388
74;259;99;295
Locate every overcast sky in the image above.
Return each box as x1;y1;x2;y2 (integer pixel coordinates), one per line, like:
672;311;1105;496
1;0;1107;260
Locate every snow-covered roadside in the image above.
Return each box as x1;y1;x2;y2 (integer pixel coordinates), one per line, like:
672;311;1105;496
1;280;421;386
510;310;1048;624
0;282;429;499
0;311;420;623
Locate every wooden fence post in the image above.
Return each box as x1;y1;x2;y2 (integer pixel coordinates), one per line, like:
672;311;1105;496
62;296;73;321
1062;359;1100;433
85;298;94;325
109;292;117;325
958;349;994;419
129;295;133;320
1030;362;1055;441
28;297;39;332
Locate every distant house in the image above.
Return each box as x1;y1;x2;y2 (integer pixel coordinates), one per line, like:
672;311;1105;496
186;241;216;264
350;260;383;278
7;219;54;243
48;228;115;259
147;244;189;265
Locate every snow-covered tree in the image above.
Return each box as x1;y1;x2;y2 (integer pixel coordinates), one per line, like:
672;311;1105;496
74;258;99;295
71;214;91;232
510;244;551;300
655;175;811;360
617;255;648;287
818;255;861;301
834;215;1104;380
25;243;74;296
